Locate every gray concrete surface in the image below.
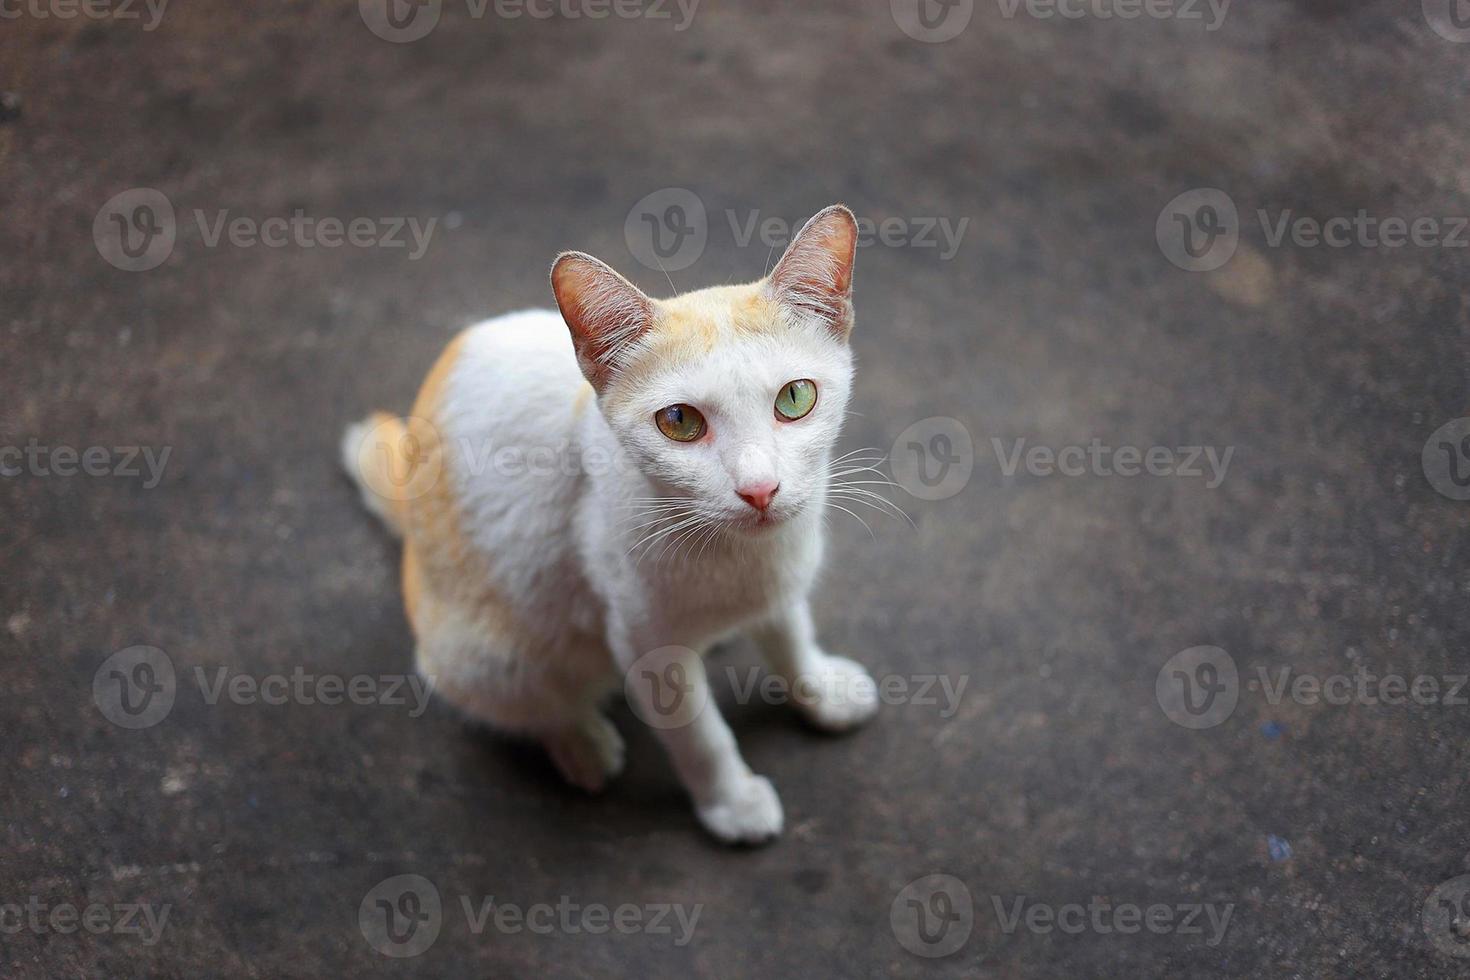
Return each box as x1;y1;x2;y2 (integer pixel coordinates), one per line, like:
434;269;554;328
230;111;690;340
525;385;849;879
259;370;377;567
4;0;1470;976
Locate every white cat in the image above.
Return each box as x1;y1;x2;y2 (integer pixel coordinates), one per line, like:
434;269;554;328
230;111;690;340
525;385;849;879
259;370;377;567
342;205;881;844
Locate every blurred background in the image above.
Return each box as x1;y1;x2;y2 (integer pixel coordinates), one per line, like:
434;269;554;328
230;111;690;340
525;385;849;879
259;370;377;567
4;0;1470;976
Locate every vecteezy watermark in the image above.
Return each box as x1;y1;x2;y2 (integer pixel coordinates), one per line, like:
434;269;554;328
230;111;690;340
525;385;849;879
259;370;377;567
722;666;967;719
360;875;443;958
358;0;699;43
622;646;710;730
358;874;701;957
890;0;975;43
990;896;1234;946
1423;0;1470;43
991;438;1234;488
1156;646;1470;729
0;0;168;30
624;188;709;272
92;646;435;729
93;646;178;729
995;0;1229;30
890;875;1234;957
1156;188;1238;271
1422;417;1470;501
1;440;171;489
620;649;963;728
623;188;971;272
890;417;975;501
1156;646;1238;729
93;188;443;272
193;666;434;717
347;414;654;504
891;874;974;958
1424;875;1470;958
1158;188;1470;272
0;898;171;946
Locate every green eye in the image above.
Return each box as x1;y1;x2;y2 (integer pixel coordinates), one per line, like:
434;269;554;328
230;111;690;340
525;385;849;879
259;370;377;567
775;379;817;421
655;404;706;442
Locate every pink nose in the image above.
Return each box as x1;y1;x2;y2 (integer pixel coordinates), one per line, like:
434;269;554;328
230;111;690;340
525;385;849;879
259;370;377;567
736;481;779;512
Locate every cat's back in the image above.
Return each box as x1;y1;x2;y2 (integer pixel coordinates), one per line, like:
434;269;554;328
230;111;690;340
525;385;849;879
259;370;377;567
430;308;589;442
423;309;599;629
449;308;582;396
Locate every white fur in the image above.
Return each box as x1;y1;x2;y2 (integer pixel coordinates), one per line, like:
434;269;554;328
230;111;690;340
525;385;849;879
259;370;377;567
348;211;875;843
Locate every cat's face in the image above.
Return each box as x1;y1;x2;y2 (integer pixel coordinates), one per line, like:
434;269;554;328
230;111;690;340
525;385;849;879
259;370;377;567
601;297;853;529
553;206;858;531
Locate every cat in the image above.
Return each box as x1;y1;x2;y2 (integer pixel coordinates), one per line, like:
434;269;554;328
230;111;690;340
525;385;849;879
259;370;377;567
342;205;881;844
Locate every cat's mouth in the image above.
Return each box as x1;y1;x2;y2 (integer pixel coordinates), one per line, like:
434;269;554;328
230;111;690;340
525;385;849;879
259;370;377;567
729;505;796;532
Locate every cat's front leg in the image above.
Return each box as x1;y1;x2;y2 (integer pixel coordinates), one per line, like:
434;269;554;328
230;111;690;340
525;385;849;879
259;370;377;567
612;629;783;845
751;600;880;732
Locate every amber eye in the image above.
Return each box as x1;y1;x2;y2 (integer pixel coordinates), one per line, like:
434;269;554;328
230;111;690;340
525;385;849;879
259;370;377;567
774;379;818;421
654;404;706;442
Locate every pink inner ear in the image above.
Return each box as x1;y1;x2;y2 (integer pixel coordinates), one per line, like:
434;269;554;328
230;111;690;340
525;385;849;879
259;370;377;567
552;253;654;382
769;207;857;329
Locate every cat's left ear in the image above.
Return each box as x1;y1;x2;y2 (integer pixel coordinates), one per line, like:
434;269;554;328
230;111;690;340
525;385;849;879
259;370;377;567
551;251;656;391
766;204;858;340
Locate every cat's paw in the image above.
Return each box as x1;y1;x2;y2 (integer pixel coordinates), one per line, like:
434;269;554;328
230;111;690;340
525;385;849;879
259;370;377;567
696;774;784;845
794;654;880;732
545;716;625;793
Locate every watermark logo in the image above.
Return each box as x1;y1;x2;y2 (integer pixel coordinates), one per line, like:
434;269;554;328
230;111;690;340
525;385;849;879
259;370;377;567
358;876;700;955
1156;645;1238;729
891;874;974;957
992;896;1233;945
94;189;442;272
351;415;446;503
727;209;969;260
93;646;177;729
1;440;171;488
995;0;1229;29
1156;188;1238;272
991;438;1234;487
92;647;435;727
623;646;709;730
0;898;171;946
1255;666;1467;709
890;417;974;501
890;0;974;42
359;0;443;42
360;874;443;958
1424;0;1470;42
1423;418;1470;501
625;188;709;273
460;895;700;943
1425;875;1470;957
0;0;169;30
360;0;699;42
622;191;971;272
724;667;965;718
1160;188;1470;270
193;666;434;717
94;188;176;272
1158;647;1468;729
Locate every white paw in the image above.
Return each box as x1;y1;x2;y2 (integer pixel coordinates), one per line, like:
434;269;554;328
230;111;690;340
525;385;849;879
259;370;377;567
793;654;880;732
696;773;784;845
545;716;625;793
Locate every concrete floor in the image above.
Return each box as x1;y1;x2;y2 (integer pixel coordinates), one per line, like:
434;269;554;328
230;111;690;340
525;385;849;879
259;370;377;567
5;0;1470;976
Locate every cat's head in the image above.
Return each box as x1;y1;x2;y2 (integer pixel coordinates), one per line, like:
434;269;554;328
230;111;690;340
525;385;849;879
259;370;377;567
552;205;858;531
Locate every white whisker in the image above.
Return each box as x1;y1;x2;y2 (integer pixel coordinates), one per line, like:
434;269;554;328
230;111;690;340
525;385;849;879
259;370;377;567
830;487;914;528
628;514;704;563
824;500;875;540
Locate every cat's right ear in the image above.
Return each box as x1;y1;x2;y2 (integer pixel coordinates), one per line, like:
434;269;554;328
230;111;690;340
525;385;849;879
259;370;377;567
551;252;656;392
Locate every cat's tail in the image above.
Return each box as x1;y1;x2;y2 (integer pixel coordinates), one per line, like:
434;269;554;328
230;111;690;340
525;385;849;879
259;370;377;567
341;412;409;537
